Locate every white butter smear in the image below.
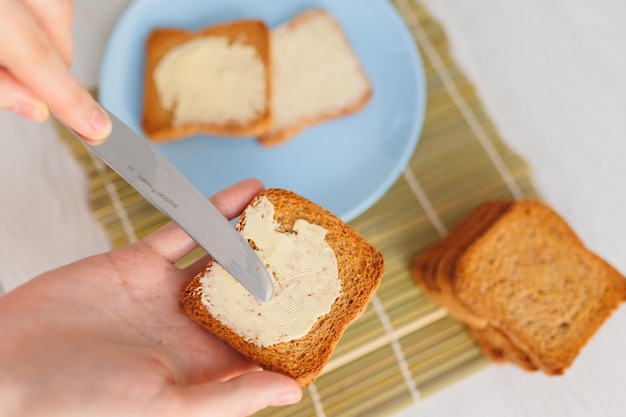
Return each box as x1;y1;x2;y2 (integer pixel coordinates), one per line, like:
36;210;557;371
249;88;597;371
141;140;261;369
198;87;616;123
154;36;266;126
200;196;341;347
270;12;369;130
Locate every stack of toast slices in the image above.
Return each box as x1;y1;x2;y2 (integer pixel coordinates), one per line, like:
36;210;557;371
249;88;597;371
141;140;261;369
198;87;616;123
142;8;372;146
412;199;626;374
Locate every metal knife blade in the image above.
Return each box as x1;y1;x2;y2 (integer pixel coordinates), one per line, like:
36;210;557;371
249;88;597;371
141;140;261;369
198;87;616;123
62;110;274;302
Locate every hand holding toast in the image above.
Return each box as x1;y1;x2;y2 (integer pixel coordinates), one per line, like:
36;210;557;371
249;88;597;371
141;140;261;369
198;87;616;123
0;179;302;416
0;0;111;143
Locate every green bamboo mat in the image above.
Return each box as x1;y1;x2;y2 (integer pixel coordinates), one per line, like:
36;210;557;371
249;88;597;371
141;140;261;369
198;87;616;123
56;0;539;416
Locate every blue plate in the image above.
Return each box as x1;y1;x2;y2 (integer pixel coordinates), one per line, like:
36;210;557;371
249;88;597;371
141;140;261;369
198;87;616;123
99;0;426;222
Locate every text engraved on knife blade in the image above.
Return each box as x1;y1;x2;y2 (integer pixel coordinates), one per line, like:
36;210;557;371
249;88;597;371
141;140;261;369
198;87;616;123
132;167;180;210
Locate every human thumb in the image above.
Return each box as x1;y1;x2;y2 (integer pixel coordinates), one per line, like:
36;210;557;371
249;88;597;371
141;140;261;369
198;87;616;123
159;370;302;417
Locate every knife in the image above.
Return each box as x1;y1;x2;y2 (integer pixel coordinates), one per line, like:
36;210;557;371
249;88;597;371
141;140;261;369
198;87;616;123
62;109;274;302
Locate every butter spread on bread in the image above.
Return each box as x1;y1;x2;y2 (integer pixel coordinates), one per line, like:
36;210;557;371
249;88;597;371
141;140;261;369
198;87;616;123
182;188;385;386
258;9;372;146
154;36;266;126
141;20;272;141
199;195;341;347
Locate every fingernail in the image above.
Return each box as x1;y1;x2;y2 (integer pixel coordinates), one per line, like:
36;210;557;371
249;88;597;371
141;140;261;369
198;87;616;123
272;388;302;406
90;106;112;141
12;102;49;122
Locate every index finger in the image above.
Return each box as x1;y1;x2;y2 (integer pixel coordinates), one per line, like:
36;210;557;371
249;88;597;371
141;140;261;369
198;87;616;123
0;0;111;142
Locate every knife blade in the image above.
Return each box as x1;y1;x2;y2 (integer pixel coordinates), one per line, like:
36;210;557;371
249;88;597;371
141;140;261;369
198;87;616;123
62;109;274;302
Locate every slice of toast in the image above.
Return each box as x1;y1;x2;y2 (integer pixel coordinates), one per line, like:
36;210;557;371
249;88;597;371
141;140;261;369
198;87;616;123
142;20;272;142
454;200;626;374
181;188;385;386
257;9;372;146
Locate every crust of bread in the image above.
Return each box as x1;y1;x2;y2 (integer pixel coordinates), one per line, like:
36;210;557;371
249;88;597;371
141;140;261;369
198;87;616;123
181;188;385;386
468;326;538;371
142;20;272;142
257;9;372;147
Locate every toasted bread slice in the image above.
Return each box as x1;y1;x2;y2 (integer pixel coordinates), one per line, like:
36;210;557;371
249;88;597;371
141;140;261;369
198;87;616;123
142;20;272;142
181;188;385;386
257;9;372;146
455;200;626;374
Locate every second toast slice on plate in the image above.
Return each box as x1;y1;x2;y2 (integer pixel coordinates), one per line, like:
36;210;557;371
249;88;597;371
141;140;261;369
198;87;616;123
258;9;373;146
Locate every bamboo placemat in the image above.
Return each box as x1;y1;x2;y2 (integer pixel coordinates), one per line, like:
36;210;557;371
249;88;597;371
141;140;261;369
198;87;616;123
56;0;539;416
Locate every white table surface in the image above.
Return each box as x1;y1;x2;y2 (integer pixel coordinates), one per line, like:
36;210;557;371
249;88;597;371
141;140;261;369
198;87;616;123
1;1;625;416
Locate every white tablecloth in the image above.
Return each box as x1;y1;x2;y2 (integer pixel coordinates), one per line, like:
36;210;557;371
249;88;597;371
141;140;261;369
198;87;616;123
1;1;625;416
